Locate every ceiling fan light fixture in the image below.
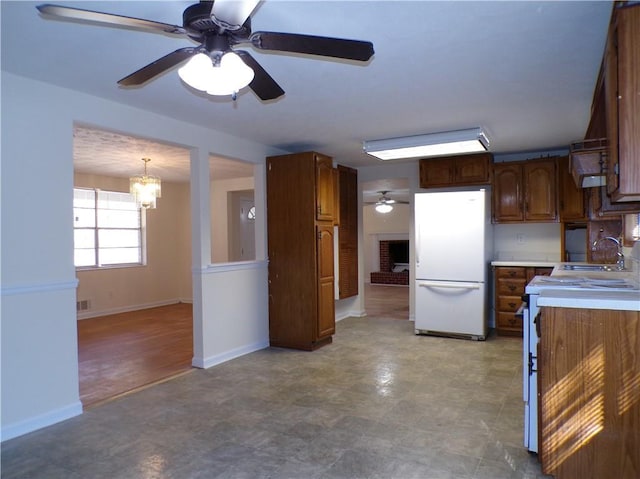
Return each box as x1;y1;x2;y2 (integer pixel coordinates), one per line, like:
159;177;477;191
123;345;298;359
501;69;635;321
206;52;254;95
375;203;393;214
363;128;489;161
178;52;254;96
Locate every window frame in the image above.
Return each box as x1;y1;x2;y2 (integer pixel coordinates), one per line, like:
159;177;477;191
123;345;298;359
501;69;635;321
73;187;146;270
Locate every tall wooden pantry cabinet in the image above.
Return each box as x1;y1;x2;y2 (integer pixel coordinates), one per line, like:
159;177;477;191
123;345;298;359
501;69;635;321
266;151;335;350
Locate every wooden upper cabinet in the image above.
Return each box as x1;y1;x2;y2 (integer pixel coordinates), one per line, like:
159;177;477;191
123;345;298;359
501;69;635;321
558;156;587;222
585;70;607;140
524;159;558;222
605;5;640;202
419;152;492;188
492;158;558;223
588;185;640;219
492;163;523;222
315;153;335;222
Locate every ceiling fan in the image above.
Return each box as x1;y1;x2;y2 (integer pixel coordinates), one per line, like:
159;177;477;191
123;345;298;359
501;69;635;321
36;1;375;101
365;191;409;213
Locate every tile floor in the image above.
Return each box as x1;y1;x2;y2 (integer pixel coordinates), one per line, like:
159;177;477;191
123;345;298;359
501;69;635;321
1;317;551;478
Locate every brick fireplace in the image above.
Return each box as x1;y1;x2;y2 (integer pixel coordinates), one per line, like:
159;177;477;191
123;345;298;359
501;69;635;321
370;240;409;285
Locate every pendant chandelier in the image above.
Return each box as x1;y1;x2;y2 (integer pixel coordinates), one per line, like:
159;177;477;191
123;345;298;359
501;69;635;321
130;158;161;209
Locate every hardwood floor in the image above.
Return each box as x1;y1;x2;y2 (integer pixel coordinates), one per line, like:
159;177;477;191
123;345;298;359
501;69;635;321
78;287;408;408
77;302;194;408
364;283;410;320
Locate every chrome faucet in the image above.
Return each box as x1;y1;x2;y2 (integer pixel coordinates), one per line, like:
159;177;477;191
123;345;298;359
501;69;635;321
592;236;625;270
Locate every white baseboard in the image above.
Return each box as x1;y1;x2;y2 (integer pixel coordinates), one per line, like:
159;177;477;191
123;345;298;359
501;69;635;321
192;340;269;369
77;299;185;320
335;309;366;322
1;401;82;442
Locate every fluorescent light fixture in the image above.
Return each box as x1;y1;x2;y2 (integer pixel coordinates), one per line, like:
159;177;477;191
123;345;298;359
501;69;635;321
363;128;489;161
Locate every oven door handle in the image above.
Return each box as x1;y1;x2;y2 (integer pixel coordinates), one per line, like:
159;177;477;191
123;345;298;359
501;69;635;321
534;311;542;338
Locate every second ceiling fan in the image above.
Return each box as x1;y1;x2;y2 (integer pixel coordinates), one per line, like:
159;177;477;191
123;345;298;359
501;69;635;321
366;191;409;213
37;0;375;101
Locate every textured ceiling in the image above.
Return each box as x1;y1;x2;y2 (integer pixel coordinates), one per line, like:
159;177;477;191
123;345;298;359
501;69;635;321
2;1;613;183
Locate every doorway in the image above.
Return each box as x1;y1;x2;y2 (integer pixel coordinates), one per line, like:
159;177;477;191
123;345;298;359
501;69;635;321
362;178;411;320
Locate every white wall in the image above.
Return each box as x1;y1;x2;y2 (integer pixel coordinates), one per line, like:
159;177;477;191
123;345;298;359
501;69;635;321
493;223;562;261
1;72;285;440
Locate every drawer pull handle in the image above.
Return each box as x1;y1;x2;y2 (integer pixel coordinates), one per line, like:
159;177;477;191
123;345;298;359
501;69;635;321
508;302;516;308
508;285;516;292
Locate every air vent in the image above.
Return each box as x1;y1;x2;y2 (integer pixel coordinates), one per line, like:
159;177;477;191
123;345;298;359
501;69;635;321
76;299;91;312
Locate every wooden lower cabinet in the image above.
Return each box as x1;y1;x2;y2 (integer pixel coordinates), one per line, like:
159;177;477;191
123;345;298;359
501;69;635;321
539;307;640;479
494;266;552;335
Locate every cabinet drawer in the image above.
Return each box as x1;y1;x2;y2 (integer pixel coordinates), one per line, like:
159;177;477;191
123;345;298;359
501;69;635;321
496;312;523;331
498;296;523;312
497;278;526;295
496;267;526;279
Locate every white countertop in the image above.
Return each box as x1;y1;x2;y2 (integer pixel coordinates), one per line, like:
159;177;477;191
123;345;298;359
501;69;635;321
491;260;558;268
531;259;640;311
537;289;640;311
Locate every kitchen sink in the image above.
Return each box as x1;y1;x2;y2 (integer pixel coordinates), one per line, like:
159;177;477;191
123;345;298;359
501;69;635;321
561;264;616;272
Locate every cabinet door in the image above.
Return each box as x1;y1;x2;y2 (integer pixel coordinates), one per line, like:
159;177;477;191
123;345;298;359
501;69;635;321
315;154;335;222
524;160;558;222
616;7;640;200
419;157;455;187
558;156;586;221
317;225;335;339
492;163;523;222
337;165;358;299
456;153;491;184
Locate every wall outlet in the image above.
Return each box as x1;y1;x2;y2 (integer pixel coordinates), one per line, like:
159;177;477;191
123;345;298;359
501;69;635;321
516;234;526;244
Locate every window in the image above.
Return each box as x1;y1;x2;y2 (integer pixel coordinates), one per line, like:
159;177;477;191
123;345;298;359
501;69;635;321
73;188;143;268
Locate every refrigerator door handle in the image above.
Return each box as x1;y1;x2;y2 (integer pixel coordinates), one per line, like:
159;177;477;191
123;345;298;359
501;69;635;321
417;281;481;290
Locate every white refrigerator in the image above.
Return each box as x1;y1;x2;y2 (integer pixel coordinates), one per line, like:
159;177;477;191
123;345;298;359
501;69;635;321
414;189;492;340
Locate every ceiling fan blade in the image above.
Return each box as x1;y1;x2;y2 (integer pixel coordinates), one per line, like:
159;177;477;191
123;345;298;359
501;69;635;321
36;4;186;35
118;48;198;86
250;32;374;61
236;50;284;101
210;0;260;31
